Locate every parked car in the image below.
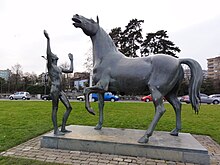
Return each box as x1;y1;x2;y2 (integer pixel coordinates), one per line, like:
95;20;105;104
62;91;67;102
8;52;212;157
77;92;119;102
209;94;220;99
141;95;166;102
180;93;219;104
141;95;153;102
92;92;119;102
77;95;85;101
208;94;220;104
9;92;31;100
41;94;52;100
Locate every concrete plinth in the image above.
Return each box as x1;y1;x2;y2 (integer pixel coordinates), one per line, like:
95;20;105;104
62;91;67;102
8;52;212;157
41;125;210;164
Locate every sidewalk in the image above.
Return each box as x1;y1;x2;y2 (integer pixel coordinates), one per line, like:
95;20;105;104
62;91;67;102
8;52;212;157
1;134;220;165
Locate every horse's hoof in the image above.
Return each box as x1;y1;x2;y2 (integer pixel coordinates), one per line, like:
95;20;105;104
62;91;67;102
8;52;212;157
94;124;102;130
138;136;149;143
86;107;96;115
170;129;179;136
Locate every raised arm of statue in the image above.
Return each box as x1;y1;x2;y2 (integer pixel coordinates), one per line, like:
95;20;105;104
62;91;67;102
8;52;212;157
61;53;74;73
43;30;53;66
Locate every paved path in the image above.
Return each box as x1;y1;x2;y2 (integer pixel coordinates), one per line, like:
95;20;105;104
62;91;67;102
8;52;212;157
1;134;220;165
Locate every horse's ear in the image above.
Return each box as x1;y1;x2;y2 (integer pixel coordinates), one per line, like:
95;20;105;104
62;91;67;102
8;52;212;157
96;15;99;24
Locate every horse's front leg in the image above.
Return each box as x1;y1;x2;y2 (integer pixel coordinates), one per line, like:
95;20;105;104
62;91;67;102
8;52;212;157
95;93;104;130
84;86;105;115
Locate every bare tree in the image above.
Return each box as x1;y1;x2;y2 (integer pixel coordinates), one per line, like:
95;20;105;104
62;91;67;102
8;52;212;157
11;63;23;91
23;72;38;90
83;47;93;73
60;62;73;90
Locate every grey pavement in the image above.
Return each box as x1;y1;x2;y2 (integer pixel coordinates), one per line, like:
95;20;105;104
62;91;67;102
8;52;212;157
1;134;220;165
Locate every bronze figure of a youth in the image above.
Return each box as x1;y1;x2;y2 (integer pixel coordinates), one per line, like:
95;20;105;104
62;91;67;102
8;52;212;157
43;30;73;135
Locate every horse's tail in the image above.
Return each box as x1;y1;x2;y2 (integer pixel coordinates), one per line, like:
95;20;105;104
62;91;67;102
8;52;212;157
179;58;203;114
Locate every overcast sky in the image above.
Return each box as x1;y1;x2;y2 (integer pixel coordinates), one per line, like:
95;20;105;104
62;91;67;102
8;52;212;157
1;0;220;75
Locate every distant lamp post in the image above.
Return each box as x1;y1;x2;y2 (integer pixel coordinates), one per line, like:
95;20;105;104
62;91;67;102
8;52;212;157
41;56;47;95
89;71;93;102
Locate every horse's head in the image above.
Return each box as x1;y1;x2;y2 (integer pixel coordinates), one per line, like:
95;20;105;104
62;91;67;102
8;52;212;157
72;14;99;36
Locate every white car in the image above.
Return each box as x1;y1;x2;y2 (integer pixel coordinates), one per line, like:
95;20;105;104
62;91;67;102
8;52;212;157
209;94;220;104
9;92;31;100
181;93;219;104
77;95;85;101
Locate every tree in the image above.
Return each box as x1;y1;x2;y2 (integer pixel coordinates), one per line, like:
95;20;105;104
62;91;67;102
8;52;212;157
83;47;93;73
200;78;215;95
109;21;180;58
23;72;38;90
26;85;50;95
109;19;144;57
10;63;23;92
178;79;190;96
141;30;181;57
0;78;7;93
60;62;73;90
109;27;122;48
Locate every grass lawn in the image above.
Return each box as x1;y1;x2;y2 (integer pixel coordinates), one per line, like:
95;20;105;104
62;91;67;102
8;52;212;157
0;100;219;164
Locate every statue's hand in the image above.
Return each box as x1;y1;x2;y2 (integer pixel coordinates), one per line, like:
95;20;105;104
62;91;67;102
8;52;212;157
68;53;73;61
44;30;49;39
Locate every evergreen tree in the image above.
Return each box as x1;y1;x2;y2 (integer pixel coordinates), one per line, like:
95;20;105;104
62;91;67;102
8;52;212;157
141;30;181;57
109;19;144;57
121;19;144;57
109;27;122;48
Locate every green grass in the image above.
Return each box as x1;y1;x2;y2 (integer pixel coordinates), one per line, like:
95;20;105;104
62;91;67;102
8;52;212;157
0;100;219;164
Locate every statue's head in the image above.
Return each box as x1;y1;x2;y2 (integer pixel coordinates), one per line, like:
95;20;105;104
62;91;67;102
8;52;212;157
72;14;99;36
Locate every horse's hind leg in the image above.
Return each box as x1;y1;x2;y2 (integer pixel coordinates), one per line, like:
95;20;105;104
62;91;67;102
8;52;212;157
165;93;182;136
95;93;104;130
138;85;166;143
165;70;183;136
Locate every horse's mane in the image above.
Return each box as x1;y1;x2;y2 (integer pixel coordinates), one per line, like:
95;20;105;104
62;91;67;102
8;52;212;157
96;26;118;53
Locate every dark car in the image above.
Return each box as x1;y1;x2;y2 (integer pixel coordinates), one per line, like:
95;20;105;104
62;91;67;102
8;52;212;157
41;95;52;100
180;93;219;104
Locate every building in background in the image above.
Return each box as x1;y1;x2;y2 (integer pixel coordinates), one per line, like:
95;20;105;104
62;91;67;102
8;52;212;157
0;69;11;80
72;72;90;90
207;56;220;79
207;56;220;92
184;68;207;81
73;72;90;80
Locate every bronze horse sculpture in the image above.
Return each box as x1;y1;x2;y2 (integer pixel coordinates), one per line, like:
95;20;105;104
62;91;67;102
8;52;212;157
72;14;203;143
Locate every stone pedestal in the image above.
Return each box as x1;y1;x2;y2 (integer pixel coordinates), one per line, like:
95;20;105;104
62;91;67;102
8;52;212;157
41;125;210;164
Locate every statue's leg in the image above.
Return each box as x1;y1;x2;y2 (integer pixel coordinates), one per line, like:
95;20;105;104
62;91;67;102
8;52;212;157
84;86;106;115
60;91;72;133
166;93;182;136
138;86;165;143
84;88;94;115
51;92;64;135
95;93;104;130
165;75;183;136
